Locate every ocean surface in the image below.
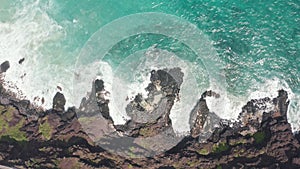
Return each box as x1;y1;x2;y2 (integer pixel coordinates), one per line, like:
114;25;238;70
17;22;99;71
0;0;299;133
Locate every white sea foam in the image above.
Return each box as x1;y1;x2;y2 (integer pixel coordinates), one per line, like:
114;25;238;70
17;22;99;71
73;61;112;107
1;3;299;135
206;77;300;132
73;60;129;124
0;0;68;108
247;77;292;101
206;81;246;121
110;48;202;133
247;77;300;132
74;12;223;135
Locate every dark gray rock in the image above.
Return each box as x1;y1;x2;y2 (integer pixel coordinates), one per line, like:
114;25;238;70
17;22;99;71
18;58;25;64
13;99;31;116
273;89;289;119
116;68;184;138
190;90;221;139
61;107;76;121
190;97;210;138
147;68;182;98
53;92;66;112
295;131;300;143
0;61;10;73
94;80;112;123
95;79;104;93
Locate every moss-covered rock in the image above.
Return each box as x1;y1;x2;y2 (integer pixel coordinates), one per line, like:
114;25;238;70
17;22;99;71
197;148;210;155
0;105;27;141
4;118;27;141
212;142;229;153
253;131;266;144
39;117;52;140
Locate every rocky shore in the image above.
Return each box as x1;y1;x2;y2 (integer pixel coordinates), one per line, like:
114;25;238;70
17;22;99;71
0;61;300;168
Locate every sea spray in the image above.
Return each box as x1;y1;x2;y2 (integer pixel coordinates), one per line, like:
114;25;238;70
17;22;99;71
0;0;66;108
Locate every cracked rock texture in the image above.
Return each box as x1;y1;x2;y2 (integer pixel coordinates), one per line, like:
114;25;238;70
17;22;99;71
0;69;299;168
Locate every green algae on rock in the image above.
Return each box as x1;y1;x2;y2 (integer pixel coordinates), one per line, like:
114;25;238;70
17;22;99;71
39;117;52;140
0;105;27;141
253;131;266;144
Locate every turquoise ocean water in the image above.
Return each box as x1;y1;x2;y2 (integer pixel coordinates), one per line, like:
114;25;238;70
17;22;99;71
0;0;299;131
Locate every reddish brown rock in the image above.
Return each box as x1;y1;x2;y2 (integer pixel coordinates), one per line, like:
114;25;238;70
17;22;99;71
0;78;299;168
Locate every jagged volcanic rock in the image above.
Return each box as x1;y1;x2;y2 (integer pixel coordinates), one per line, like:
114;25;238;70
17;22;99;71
0;70;299;168
114;68;184;139
53;92;66;112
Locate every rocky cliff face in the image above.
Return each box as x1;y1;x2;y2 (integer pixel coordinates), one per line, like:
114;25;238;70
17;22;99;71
0;65;299;168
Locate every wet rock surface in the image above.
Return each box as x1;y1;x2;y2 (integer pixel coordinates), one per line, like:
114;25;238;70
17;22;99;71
0;71;299;168
0;61;10;73
18;58;25;65
84;68;184;142
53;92;66;112
81;68;185;157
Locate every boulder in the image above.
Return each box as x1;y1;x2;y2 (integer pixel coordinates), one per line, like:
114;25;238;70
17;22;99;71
0;61;10;73
53;92;66;112
18;58;25;64
95;79;105;93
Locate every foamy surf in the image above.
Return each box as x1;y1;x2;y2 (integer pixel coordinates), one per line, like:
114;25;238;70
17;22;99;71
108;48;203;133
206;77;300;132
0;0;68;109
0;1;299;136
206;89;246;121
247;77;300;132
